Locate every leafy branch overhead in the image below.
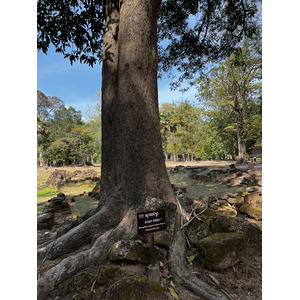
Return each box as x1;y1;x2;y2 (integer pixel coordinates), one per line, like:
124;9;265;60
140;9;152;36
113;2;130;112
38;0;260;73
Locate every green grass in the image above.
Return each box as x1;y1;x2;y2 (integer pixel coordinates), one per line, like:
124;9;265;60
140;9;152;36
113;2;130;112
37;166;101;215
60;180;97;196
37;187;58;206
70;196;99;217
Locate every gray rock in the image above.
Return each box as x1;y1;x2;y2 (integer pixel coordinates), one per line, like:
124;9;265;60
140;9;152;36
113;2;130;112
37;213;54;229
108;240;159;265
186;219;211;245
246;187;256;193
56;192;65;199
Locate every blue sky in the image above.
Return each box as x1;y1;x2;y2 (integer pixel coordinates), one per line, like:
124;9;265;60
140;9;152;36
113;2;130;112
37;45;198;117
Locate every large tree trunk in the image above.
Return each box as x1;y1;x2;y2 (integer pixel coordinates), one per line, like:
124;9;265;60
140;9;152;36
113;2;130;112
101;0;173;205
37;1;234;299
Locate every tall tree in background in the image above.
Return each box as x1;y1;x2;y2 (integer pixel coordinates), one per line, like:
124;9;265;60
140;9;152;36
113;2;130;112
196;37;261;163
37;1;260;299
37;90;64;120
37;90;64;165
172;100;202;161
84;92;102;163
69;126;94;166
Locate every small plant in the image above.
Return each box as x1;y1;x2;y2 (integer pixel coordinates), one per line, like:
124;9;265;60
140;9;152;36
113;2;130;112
188;253;198;265
72;293;78;300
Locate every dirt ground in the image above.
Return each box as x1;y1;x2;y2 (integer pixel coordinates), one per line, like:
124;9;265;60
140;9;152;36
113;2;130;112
166;159;262;170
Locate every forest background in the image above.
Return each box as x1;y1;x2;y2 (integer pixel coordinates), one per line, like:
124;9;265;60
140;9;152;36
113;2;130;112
1;1;300;299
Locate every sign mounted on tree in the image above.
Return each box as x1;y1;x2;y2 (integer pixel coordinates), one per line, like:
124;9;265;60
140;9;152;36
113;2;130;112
137;209;166;235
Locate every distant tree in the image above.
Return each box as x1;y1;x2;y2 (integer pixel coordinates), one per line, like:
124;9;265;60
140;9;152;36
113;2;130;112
159;104;174;162
37;115;50;166
172;100;202;161
37;104;84;166
159;103;178;161
47;105;83;142
37;90;64;120
84;92;102;163
196;37;261;163
47;138;71;166
69;126;94;166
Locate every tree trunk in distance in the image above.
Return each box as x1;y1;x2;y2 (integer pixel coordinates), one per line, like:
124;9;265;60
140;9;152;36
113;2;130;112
234;93;247;164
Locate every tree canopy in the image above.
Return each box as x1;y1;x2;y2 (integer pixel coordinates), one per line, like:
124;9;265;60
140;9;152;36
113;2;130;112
38;0;261;75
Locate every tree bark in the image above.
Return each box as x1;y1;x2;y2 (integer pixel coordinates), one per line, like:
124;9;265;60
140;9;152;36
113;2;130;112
101;0;173;205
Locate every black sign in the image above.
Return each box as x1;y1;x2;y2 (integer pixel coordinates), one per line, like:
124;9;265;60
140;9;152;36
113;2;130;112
137;209;166;235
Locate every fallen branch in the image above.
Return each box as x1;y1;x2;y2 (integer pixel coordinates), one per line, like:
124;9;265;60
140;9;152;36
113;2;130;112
180;203;208;230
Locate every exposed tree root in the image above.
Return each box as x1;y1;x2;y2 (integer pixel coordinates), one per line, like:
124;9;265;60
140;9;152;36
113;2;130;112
37;195;237;300
38;194;126;262
37;208;137;299
169;213;235;300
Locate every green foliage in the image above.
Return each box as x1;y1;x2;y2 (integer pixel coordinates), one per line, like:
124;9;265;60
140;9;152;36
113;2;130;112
188;253;198;264
158;0;260;86
159;100;205;161
37;93;96;166
37;90;64;121
68;126;95;165
37;187;58;198
72;293;78;300
37;0;105;67
37;0;260;75
84;93;102;162
47;105;83;142
195;37;262;158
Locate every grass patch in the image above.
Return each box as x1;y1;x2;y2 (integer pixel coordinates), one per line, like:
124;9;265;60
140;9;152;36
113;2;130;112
37;203;45;214
168;173;191;187
37;187;58;206
37;188;58;198
60;180;97;196
70;196;99;217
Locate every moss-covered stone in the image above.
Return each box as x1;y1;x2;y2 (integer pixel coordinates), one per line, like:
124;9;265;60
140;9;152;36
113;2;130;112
106;274;162;300
227;196;244;204
215;206;237;218
210;216;262;244
99;265;120;284
238;203;249;214
108;240;159;265
244;192;260;205
197;233;246;271
239;191;249;197
247;205;262;220
51;271;98;298
202;209;217;218
186;219;211;245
